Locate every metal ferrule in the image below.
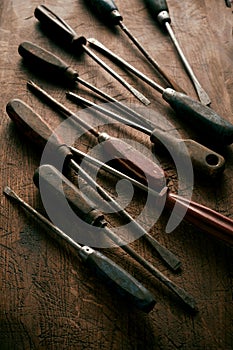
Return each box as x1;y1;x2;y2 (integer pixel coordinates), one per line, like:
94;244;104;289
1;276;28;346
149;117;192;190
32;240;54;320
79;246;94;261
110;10;123;24
157;11;171;25
98;132;111;143
162;87;176;101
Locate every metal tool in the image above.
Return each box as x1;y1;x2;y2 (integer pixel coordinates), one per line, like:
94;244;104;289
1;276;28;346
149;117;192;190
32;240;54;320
5;101;198;310
3;186;156;313
87;38;233;146
85;0;184;93
34;164;198;311
6;97;233;245
26;80;165;191
144;0;211;105
67;91;226;178
6;98;179;272
18;41;152;124
33;5;150;105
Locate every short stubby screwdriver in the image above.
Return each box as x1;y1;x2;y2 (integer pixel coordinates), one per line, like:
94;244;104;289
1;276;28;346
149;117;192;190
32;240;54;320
85;0;184;93
3;186;156;313
87;38;233;146
67;91;226;179
144;0;211;105
33;164;198;311
33;5;150;105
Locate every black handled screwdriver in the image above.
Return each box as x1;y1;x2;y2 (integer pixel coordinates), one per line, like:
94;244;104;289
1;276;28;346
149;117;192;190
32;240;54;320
144;0;211;105
3;186;156;313
85;0;184;93
33;164;197;311
67;91;226;179
26;80;165;192
33;5;149;105
87;38;233;146
6;97;181;271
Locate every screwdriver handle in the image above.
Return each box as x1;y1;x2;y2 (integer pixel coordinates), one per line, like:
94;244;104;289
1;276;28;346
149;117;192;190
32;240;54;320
150;129;225;178
87;0;123;24
18;41;78;84
98;133;166;192
163;89;233;146
34;5;87;52
6;99;73;166
79;246;156;312
33;164;105;227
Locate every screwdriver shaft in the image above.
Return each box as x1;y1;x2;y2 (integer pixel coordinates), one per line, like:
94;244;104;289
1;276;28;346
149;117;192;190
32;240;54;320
165;22;211;106
82;45;150;105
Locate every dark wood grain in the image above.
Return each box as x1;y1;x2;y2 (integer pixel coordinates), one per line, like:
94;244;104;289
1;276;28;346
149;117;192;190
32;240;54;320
0;0;233;349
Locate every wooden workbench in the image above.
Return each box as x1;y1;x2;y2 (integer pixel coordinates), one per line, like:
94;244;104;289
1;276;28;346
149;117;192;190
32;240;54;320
0;1;232;349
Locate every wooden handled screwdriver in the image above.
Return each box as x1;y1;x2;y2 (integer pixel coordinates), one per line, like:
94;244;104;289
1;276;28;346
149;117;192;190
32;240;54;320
85;0;184;93
66;91;226;178
33;5;150;105
3;186;156;313
87;38;233;146
33;164;197;311
144;0;211;105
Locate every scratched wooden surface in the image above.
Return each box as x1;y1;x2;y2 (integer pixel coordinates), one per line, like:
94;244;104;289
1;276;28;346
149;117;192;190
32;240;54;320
0;0;233;349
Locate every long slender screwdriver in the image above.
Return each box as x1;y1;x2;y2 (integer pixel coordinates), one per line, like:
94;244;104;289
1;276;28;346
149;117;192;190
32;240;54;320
33;164;198;310
33;5;150;105
67;91;226;178
18;41;151;125
26;81;165;191
87;38;233;146
3;186;156;313
85;0;184;93
5;102;197;310
6;98;181;272
144;0;211;105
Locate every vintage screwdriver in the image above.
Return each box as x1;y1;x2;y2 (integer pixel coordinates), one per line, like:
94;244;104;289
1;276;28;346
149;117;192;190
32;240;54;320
33;164;197;311
6;98;183;272
66;91;226;178
18;41;152;123
33;5;149;105
87;38;233;146
3;186;156;313
6;98;233;245
85;0;183;93
5;103;198;310
26;81;165;191
144;0;211;105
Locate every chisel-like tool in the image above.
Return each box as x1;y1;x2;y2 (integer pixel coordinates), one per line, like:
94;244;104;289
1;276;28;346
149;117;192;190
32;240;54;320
33;164;198;311
85;0;184;93
87;38;233;146
144;0;211;105
3;186;156;313
26;81;165;191
33;5;150;105
66;91;225;178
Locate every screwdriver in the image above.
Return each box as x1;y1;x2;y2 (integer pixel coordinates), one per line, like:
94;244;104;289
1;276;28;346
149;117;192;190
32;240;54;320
3;186;156;313
66;91;226;178
7;97;233;246
87;38;233;146
144;0;211;105
33;164;197;311
6;98;183;272
18;41;152;124
5;103;198;310
85;0;184;93
33;5;150;105
26;81;165;191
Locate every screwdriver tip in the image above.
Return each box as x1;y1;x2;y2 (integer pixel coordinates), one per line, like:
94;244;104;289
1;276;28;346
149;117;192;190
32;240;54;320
3;186;15;198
